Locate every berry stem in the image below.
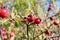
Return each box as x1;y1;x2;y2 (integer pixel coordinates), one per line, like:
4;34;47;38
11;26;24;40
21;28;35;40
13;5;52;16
27;24;29;40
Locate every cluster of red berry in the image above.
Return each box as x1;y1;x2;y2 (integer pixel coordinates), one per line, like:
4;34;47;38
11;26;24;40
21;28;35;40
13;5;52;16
23;14;41;24
0;28;14;40
0;3;8;18
44;17;59;35
43;4;59;35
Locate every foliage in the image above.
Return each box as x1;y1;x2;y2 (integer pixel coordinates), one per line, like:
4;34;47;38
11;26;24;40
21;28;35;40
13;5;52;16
0;0;60;40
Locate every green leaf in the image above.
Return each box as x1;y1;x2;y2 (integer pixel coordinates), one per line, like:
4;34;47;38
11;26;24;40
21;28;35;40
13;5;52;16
15;21;19;27
4;22;10;29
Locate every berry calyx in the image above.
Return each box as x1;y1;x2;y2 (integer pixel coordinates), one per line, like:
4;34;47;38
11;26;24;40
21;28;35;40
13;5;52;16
34;18;41;24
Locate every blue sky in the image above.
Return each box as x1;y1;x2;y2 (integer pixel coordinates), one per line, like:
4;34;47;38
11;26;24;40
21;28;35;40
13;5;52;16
56;0;60;9
46;0;60;16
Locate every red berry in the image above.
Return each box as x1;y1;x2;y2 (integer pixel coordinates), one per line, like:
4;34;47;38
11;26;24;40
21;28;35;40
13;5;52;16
28;17;33;22
34;18;41;24
1;28;6;31
53;20;58;25
47;4;52;11
28;14;37;22
32;15;37;21
1;28;6;36
44;30;51;35
47;7;51;11
0;8;8;18
50;17;54;21
1;31;6;36
28;14;33;18
9;32;14;37
23;17;28;22
27;14;33;22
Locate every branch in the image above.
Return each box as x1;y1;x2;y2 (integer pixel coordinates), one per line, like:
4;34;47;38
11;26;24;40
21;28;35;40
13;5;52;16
31;10;60;38
42;10;60;24
47;34;60;39
34;23;53;38
19;13;23;19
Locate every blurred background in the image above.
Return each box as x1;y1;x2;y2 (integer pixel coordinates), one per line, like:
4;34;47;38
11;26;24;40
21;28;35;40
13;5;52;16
0;0;60;40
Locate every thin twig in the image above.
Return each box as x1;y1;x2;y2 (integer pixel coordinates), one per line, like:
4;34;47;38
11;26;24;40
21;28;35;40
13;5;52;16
34;23;53;38
42;11;60;24
33;25;36;40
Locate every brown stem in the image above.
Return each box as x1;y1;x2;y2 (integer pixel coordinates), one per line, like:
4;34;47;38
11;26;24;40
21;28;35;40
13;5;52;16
34;23;53;38
42;11;60;24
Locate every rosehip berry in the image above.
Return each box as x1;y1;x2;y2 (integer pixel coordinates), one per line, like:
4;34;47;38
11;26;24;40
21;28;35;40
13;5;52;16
27;14;37;22
1;28;6;31
44;30;51;35
27;14;33;22
34;18;41;24
50;17;54;21
9;32;14;37
1;31;6;36
32;15;37;21
23;17;28;22
48;7;51;11
47;4;52;11
0;8;8;18
28;17;33;22
53;20;59;25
